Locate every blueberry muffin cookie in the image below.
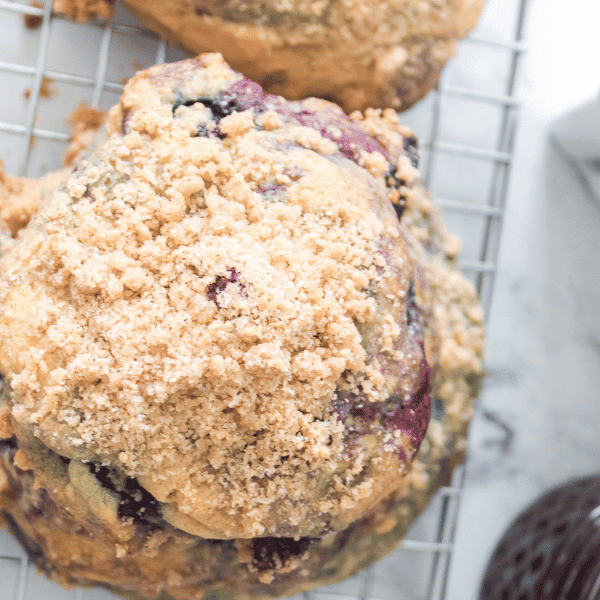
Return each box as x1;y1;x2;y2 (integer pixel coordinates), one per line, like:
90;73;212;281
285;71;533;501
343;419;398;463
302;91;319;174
0;54;484;599
119;0;486;112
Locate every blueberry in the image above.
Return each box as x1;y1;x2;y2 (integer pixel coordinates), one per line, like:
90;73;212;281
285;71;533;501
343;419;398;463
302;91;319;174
0;436;17;448
256;183;286;198
385;165;405;191
403;135;419;168
86;462;162;526
171;96;238;122
349;402;380;423
117;476;162;524
384;359;431;455
173;80;266;123
251;537;312;571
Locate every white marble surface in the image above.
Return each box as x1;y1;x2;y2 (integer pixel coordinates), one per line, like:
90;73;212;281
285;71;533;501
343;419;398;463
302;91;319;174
447;0;600;598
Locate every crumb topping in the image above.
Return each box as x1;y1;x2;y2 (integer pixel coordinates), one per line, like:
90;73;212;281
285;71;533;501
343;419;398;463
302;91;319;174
0;160;66;238
0;55;428;539
0;108;103;242
63;102;106;167
117;0;485;111
24;76;56;100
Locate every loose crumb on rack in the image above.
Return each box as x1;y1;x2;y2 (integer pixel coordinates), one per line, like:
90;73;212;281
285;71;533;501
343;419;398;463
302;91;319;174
23;0;44;30
64;102;105;166
24;76;56;100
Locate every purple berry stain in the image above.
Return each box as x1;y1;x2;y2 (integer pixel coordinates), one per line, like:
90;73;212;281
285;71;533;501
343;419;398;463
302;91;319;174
265;93;390;162
256;182;286;198
173;76;393;168
189;77;390;163
384;357;431;457
251;537;312;571
207;267;244;306
350;401;380;423
331;391;355;421
331;278;431;462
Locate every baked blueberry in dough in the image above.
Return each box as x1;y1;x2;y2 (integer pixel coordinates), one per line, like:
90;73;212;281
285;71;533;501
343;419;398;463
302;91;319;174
118;0;486;112
0;54;484;599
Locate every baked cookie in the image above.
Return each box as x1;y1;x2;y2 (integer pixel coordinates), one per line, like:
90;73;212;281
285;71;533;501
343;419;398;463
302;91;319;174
119;0;486;112
51;0;113;23
0;54;484;599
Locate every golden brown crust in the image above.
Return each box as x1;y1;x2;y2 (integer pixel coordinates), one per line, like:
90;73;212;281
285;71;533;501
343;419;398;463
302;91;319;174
120;0;486;111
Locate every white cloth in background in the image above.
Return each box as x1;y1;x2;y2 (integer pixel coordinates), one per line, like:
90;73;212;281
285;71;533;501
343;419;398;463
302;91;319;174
551;94;600;204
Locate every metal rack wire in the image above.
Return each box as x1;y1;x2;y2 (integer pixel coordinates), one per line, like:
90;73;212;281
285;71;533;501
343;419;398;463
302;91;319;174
0;0;528;598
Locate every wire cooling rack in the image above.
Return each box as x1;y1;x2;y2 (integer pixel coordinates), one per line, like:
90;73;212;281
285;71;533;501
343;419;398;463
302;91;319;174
0;0;528;598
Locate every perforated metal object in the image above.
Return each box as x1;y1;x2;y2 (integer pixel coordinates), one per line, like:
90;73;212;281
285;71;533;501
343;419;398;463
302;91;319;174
0;0;529;598
481;476;600;600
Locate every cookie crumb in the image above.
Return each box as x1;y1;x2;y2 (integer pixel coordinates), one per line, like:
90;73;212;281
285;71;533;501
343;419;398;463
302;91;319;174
64;102;105;166
23;1;44;30
24;76;56;100
0;405;14;439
